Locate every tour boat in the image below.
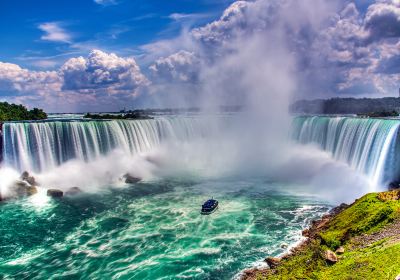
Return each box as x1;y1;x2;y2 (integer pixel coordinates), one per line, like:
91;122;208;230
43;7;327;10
201;199;218;215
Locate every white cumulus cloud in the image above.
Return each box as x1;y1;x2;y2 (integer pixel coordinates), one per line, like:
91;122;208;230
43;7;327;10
0;62;61;96
149;51;201;83
60;50;149;95
38;22;72;43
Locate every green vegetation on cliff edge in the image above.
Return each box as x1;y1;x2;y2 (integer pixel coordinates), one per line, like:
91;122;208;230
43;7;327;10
256;191;400;280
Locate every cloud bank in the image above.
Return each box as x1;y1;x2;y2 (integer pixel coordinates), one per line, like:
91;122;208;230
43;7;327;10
1;0;400;112
0;50;148;111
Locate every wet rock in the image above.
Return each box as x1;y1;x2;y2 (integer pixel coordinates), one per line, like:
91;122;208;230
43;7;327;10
335;246;345;255
20;171;29;180
26;186;38;196
20;171;38;186
281;243;288;249
264;257;281;269
123;173;141;184
323;250;338;264
47;189;63;198
65;187;82;196
10;180;37;197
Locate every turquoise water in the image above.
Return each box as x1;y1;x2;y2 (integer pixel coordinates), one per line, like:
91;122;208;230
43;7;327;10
0;177;328;279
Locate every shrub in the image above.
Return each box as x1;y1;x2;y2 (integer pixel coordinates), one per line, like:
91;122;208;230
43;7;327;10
0;102;47;121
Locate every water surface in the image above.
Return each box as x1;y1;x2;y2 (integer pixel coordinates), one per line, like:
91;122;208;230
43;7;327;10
0;177;328;279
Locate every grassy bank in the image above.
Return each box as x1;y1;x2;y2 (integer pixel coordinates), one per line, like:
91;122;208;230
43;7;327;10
244;190;400;280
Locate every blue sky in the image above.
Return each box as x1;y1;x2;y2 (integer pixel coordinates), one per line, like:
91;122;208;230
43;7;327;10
0;0;233;69
0;0;400;112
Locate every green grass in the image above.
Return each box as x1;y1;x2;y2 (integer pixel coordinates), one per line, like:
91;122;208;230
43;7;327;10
318;241;400;280
318;193;400;250
259;240;400;280
256;192;400;280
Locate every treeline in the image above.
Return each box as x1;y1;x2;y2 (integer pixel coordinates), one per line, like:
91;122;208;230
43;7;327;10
84;112;152;120
357;110;399;118
291;97;400;114
0;102;47;121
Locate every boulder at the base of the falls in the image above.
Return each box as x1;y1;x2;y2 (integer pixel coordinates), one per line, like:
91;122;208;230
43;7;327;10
123;173;142;184
10;180;38;197
47;189;64;198
20;171;38;186
65;187;82;196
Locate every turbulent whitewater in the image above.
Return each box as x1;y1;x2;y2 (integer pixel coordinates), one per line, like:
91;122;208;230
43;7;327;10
0;116;333;280
3;117;210;172
4;115;400;185
292;116;400;185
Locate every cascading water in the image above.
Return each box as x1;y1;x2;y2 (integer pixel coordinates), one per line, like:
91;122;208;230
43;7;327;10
3;117;210;173
0;115;378;279
292;116;400;185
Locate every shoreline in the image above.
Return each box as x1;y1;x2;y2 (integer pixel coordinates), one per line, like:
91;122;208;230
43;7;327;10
239;203;343;280
240;190;400;279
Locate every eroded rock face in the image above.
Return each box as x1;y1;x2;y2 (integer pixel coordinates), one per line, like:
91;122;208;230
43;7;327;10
323;250;338;264
123;173;142;184
264;257;281;269
47;189;63;198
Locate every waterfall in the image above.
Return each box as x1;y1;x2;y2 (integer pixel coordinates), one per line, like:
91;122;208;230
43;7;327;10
5;114;400;185
292;116;400;184
3;117;209;173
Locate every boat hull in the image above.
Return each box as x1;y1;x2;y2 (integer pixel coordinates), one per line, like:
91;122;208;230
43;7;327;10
201;204;218;215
